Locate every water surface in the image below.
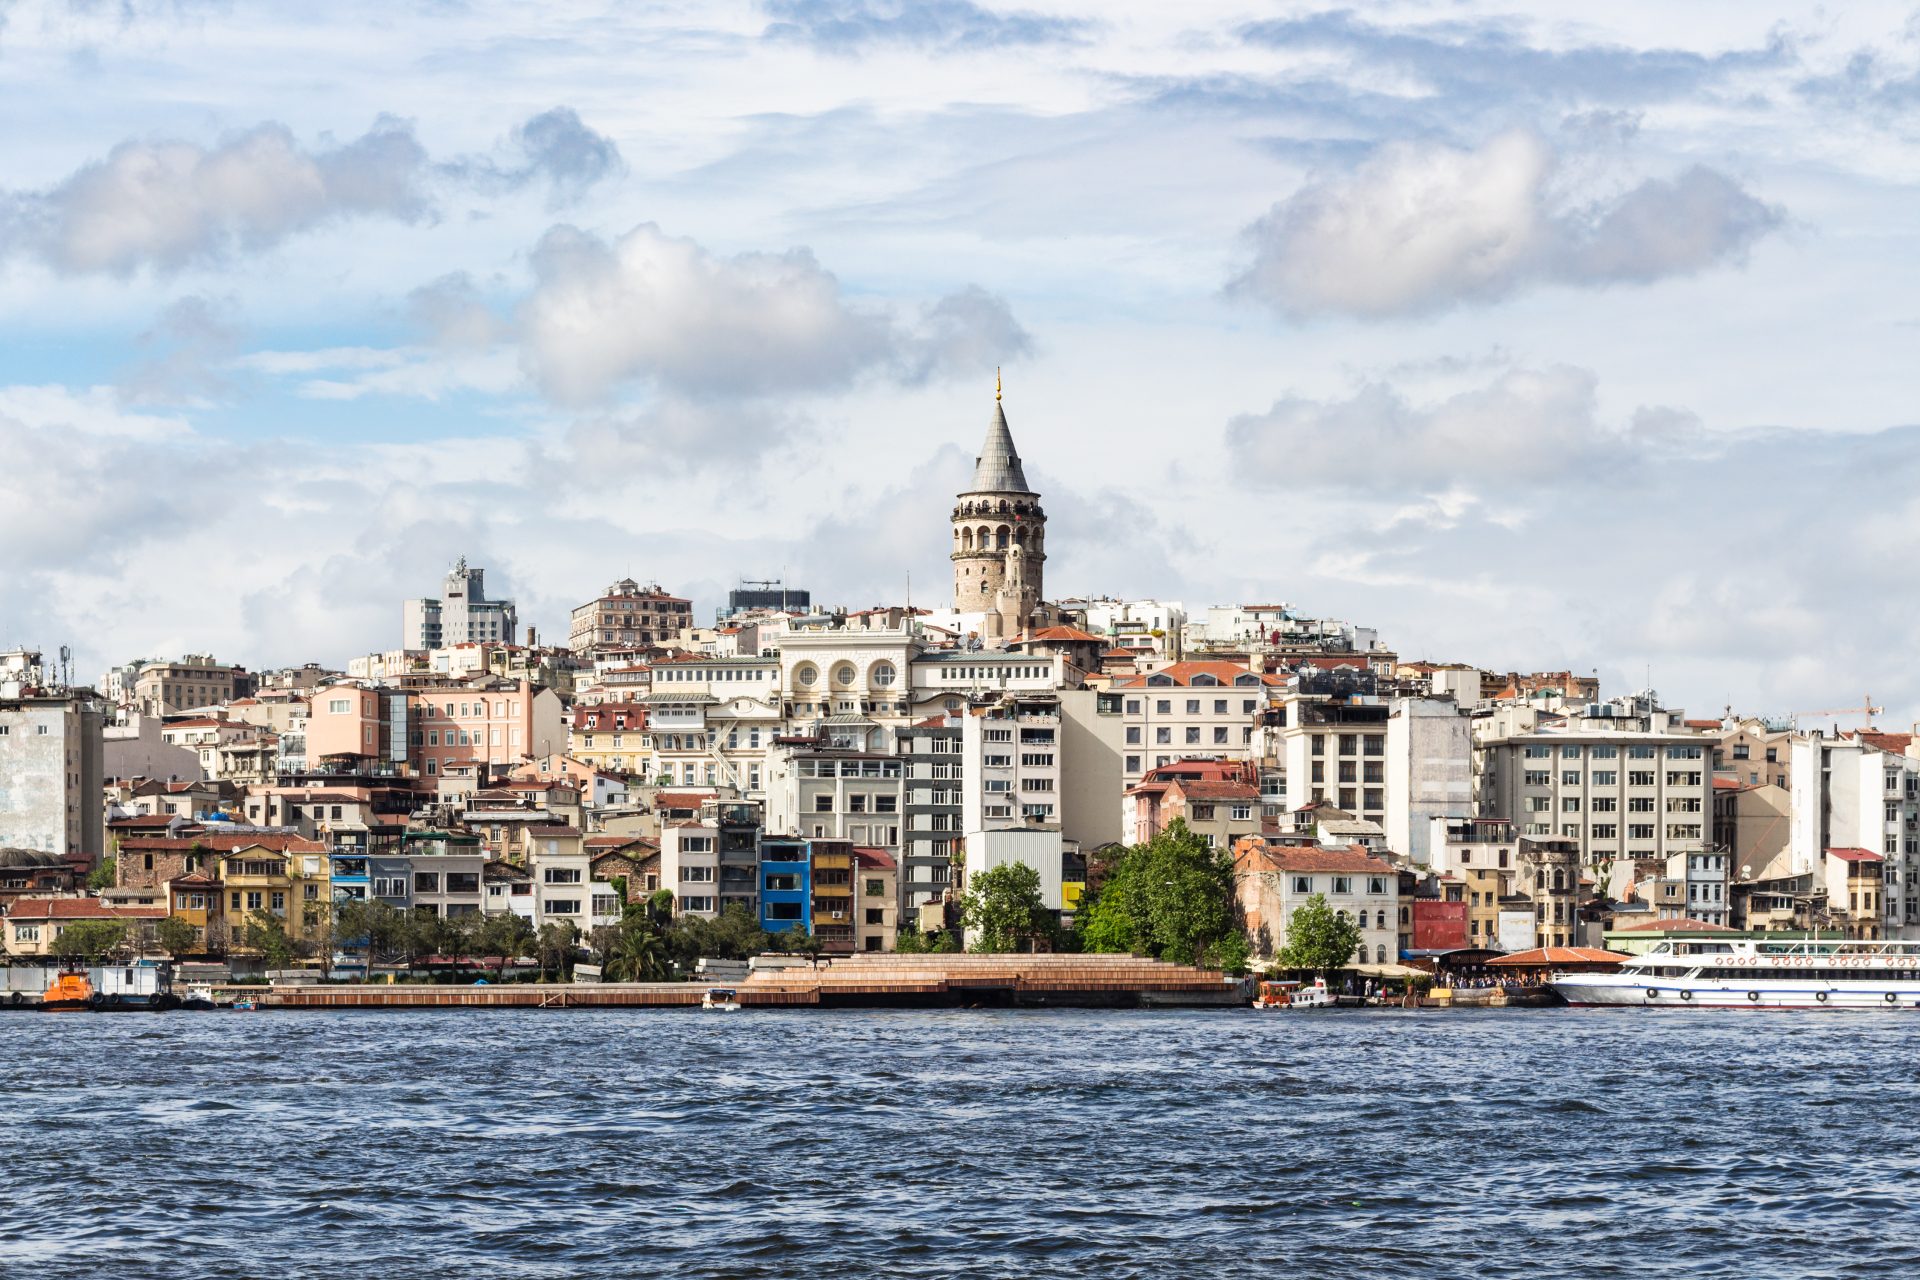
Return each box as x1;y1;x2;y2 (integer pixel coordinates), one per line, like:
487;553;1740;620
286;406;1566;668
2;1007;1911;1278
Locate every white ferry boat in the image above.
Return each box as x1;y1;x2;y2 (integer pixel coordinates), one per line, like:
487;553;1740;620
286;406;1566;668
1553;939;1920;1009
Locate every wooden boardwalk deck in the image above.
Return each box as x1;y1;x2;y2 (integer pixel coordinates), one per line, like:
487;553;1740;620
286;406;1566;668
256;954;1247;1010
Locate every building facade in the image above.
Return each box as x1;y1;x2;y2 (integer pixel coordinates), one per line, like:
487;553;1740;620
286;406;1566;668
951;384;1047;640
404;557;518;651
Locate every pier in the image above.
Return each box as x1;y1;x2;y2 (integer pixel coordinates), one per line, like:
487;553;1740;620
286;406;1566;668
248;954;1247;1010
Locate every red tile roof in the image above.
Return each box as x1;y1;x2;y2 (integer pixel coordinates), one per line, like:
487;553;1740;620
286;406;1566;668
5;897;169;921
109;815;179;828
1487;947;1628;967
1827;847;1885;862
1853;731;1915;754
853;846;897;870
1108;660;1287;689
1015;626;1105;644
1171;779;1260;802
653;792;714;809
1234;840;1394;875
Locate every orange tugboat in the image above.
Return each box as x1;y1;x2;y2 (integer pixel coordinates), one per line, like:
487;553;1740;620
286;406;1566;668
39;969;95;1012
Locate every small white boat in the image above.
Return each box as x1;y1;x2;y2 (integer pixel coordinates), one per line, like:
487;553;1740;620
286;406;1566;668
702;987;741;1012
1253;976;1334;1010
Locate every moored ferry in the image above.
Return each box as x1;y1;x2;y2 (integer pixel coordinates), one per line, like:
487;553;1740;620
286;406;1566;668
1553;939;1920;1009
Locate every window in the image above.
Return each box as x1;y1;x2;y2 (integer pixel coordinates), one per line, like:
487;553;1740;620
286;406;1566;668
1156;699;1172;715
1593;770;1617;786
814;795;834;812
1628;746;1655;759
1231;804;1252;821
1126;727;1141;744
1291;875;1311;894
1592;823;1617;840
1592;797;1617;813
1125;755;1140;773
1629;771;1656;786
1332;876;1352;894
1629;824;1656;840
1562;770;1580;785
1213;727;1230;745
1186;699;1201;714
1155;728;1171;745
1185;728;1201;745
1368;877;1386;894
547;899;582;915
328;699;350;714
1523;745;1551;759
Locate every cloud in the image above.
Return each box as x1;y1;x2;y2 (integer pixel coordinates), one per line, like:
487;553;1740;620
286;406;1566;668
762;0;1087;53
1239;11;1790;108
116;294;242;405
0;106;621;275
1;117;430;275
1231;129;1783;318
452;107;624;208
406;272;511;348
518;221;1022;402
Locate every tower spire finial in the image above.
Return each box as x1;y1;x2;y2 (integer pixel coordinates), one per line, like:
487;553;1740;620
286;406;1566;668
995;366;1001;402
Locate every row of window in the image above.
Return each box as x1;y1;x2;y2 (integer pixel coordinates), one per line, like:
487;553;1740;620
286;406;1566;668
1520;743;1703;759
1125;698;1264;716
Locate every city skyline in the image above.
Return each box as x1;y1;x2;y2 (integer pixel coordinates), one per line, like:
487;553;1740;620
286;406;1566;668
4;2;1920;721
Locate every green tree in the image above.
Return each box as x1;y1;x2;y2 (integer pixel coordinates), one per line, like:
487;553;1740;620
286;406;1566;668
595;920;671;982
86;858;117;892
1279;893;1363;976
154;915;200;958
534;921;579;982
335;899;413;971
472;912;536;980
55;919;127;961
242;911;296;969
1075;820;1247;967
960;861;1057;953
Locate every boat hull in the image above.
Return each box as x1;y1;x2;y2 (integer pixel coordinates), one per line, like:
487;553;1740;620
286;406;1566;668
1554;974;1920;1010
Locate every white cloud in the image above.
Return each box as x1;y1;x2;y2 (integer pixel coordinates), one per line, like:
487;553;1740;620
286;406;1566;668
1226;363;1691;490
519;221;1023;402
1231;129;1783;318
2;118;431;275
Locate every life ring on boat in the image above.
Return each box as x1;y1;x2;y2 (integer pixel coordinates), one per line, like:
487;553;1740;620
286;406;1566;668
1747;991;1760;1002
1679;989;1693;1001
1645;988;1659;999
1886;992;1898;1004
1816;991;1829;1003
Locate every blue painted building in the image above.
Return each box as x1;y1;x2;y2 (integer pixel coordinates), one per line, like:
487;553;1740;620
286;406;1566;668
758;836;811;936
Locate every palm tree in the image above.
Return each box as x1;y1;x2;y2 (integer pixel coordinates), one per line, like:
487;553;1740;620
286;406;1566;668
605;925;668;982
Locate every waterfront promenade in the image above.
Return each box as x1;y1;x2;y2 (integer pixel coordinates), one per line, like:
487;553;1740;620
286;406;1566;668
246;954;1247;1010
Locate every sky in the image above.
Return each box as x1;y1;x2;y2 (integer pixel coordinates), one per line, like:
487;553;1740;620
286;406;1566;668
2;0;1919;724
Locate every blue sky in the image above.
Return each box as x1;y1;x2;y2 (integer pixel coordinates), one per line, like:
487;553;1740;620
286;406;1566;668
3;0;1920;723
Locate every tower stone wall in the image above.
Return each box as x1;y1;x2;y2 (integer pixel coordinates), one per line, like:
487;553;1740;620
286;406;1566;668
951;392;1046;639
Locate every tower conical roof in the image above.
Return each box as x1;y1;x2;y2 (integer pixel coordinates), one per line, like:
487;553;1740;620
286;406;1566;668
968;401;1033;494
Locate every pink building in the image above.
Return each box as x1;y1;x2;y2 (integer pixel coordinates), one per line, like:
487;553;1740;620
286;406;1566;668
304;678;565;784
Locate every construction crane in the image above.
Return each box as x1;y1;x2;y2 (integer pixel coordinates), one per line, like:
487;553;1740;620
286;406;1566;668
1789;695;1884;731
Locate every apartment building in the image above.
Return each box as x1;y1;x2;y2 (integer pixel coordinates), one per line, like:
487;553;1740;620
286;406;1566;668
1109;661;1286;787
1790;731;1920;938
1474;698;1714;872
1427;816;1521;949
763;742;905;855
1716;718;1792;790
1231;838;1400;964
1;650;106;859
131;655;250;715
962;692;1063;832
404;557;518;651
899;713;963;909
568;579;693;656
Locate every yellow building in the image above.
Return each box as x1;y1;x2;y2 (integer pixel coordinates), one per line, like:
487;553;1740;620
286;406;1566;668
569;701;650;776
215;839;331;949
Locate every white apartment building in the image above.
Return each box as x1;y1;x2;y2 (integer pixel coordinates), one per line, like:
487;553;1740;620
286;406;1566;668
659;819;721;919
403;557;518;651
1790;732;1920;938
762;743;906;855
1110;660;1286;787
1;650;106;857
1474;699;1714;871
1185;604;1378;655
962;692;1064;832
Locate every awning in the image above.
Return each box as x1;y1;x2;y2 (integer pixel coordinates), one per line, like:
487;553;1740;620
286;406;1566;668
1351;963;1427;978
